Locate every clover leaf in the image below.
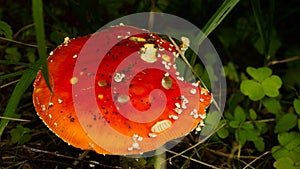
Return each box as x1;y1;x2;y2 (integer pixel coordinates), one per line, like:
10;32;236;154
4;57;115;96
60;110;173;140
10;124;32;145
272;132;300;165
275;113;297;133
273;157;297;169
262;75;282;97
246;67;272;83
241;67;282;101
240;80;264;101
294;99;300;115
278;132;300;150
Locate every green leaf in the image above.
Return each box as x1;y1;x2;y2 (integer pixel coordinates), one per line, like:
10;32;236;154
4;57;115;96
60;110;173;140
0;20;13;39
201;111;223;138
234;106;246;122
255;122;268;134
26;48;37;63
227;93;245;112
217;128;229;139
246;67;272;83
10;124;31;145
236;129;247;146
224;62;239;82
249;109;257;120
253;137;265;152
298;119;300;131
253;36;265;56
262;75;282;97
245;129;260;140
268;30;282;58
272;145;300;164
272;145;289;160
240;79;265;101
224;111;234;120
242;122;254;129
262;98;281;114
294;99;300;115
5;47;21;62
229;120;240;128
254;31;282;59
278;132;300;150
275;113;297;133
274;157;296;169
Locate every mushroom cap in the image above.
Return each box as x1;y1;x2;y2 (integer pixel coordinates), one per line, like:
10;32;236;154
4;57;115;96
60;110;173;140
33;25;212;155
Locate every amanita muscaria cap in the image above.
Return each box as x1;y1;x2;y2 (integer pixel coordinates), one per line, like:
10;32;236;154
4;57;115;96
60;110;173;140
33;25;212;155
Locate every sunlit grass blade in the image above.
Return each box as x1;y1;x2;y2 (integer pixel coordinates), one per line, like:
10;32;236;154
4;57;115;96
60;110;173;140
32;0;51;92
195;0;240;47
183;0;239;113
0;60;41;136
191;0;240;67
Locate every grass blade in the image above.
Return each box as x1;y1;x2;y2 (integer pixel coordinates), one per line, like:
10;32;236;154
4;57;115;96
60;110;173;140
32;0;52;92
0;60;31;67
0;60;41;136
191;0;240;67
0;0;50;137
0;70;25;80
251;0;267;57
251;0;275;60
190;0;240;71
196;0;240;47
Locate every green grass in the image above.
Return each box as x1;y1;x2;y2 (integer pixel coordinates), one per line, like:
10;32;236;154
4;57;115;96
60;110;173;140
0;60;40;135
0;0;49;136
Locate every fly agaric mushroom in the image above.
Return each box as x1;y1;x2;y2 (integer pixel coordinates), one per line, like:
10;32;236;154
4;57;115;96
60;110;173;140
33;25;212;155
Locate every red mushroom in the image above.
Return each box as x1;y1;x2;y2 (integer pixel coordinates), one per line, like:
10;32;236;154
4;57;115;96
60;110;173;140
33;25;212;155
